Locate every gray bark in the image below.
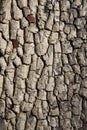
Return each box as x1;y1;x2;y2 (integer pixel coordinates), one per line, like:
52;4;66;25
0;0;87;130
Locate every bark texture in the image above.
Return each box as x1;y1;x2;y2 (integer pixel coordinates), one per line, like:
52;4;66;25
0;0;87;130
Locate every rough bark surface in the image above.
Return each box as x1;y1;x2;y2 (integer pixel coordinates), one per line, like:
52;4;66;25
0;0;87;130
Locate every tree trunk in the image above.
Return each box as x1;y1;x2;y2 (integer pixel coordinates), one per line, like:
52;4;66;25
0;0;86;130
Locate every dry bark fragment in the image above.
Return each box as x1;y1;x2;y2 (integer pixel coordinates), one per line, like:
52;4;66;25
12;39;19;48
27;14;35;23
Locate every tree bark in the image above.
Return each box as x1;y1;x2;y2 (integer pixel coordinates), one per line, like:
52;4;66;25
0;0;86;130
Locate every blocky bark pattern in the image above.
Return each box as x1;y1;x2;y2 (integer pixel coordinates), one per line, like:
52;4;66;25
0;0;87;130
